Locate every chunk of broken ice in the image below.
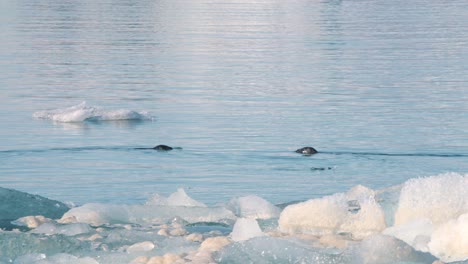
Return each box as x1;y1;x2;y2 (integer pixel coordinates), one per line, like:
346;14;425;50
226;195;280;219
230;218;265;242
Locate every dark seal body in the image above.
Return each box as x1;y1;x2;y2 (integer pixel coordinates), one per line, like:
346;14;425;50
153;145;173;151
295;147;318;155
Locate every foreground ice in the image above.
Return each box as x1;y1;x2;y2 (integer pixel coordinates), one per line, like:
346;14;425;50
2;173;468;263
32;102;153;123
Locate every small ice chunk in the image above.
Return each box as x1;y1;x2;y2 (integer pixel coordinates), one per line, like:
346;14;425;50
169;227;187;236
167;188;207;207
60;203;115;226
57;216;78;224
127;241;155;254
319;234;349;249
83;234;102;242
31;222;92;236
353;234;436;264
226;195;280;219
157;229;169;236
279;193;347;235
61;203;234;226
12;215;53;229
199;236;231;252
186;233;203;242
187;236;230;263
383;218;433;252
129;256;149;264
147;188;206;207
230;218;265;242
161;253;181;263
427;213;468;262
278;185;386;239
147;253;181;264
185;249;215;264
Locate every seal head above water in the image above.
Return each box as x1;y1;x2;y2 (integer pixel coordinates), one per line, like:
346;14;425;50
153;145;173;151
295;146;318;155
135;144;177;151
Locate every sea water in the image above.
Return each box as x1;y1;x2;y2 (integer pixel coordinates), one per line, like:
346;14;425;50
1;0;468;263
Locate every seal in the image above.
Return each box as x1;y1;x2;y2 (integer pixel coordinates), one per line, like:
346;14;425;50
295;146;318;155
135;145;177;151
153;145;173;151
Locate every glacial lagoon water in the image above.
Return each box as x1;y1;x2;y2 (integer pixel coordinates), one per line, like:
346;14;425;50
1;0;468;263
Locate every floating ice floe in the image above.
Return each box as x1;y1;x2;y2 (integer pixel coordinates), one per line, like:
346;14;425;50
32;102;153;123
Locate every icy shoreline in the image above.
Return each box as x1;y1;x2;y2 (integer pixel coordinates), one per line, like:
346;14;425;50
1;173;467;264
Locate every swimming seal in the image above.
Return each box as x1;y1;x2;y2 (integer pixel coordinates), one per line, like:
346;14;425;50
295;147;318;155
135;145;176;151
153;145;173;151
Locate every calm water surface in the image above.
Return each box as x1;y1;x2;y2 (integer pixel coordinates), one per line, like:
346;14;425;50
1;0;468;205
